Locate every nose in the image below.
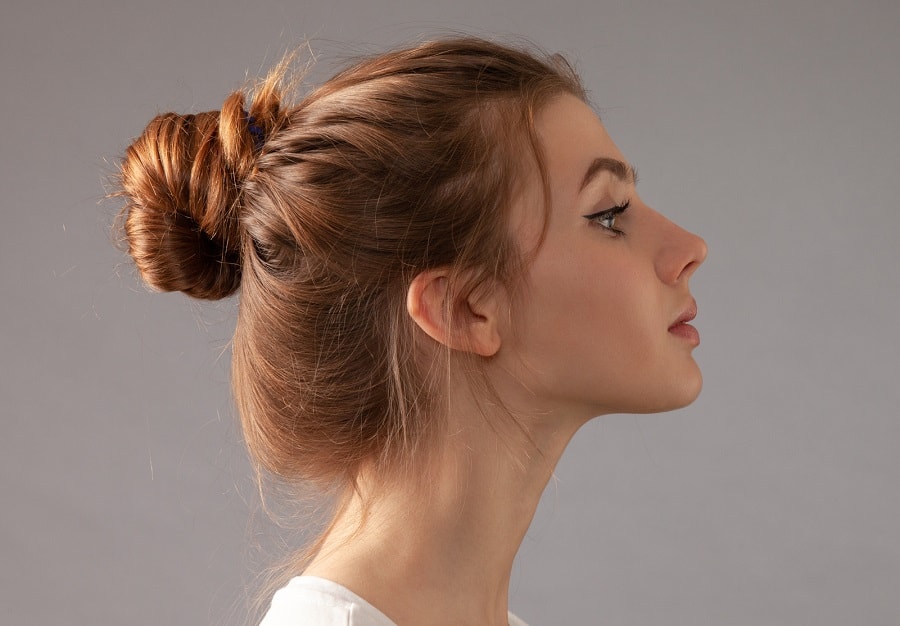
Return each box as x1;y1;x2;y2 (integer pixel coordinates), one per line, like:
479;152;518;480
654;216;707;285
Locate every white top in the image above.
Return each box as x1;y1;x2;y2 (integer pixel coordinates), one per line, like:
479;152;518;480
260;576;529;626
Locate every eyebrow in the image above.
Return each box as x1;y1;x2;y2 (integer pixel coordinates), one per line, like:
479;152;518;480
579;157;639;192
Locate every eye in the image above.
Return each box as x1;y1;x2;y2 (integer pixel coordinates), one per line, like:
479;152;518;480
595;212;619;230
583;199;630;236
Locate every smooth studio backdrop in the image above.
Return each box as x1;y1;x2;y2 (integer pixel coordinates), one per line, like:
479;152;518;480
2;0;898;624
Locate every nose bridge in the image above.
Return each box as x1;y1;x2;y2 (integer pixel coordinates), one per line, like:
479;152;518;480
653;210;707;284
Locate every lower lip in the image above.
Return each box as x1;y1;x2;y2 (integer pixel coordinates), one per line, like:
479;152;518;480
669;322;700;345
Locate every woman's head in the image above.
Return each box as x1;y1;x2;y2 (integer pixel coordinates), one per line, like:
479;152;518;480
497;94;708;422
117;37;585;490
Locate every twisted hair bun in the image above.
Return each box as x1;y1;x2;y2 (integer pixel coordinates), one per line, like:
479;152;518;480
118;87;281;300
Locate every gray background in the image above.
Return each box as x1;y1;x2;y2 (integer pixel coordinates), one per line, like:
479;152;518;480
2;0;898;624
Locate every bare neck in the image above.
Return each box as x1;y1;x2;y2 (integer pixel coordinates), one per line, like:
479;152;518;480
304;404;581;625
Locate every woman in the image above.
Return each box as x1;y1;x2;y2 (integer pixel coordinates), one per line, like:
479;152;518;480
117;37;706;626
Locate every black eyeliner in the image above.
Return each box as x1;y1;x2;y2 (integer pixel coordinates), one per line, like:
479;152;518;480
582;199;630;235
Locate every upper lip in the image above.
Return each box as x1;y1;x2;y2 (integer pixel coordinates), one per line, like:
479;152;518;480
669;299;697;329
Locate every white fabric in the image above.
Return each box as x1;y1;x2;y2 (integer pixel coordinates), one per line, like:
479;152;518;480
260;576;529;626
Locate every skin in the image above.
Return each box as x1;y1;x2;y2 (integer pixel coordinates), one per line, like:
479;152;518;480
498;94;708;424
303;94;707;625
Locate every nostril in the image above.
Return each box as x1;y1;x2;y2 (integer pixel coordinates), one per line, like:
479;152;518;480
681;259;702;281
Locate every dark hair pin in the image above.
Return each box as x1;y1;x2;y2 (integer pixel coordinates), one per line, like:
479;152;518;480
246;113;266;152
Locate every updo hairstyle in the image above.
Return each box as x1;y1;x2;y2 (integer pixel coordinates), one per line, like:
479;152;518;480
117;38;585;491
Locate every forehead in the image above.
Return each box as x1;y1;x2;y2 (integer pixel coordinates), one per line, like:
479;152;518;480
534;94;629;196
508;95;630;245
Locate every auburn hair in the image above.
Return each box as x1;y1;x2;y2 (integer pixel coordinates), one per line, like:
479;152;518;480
117;37;585;495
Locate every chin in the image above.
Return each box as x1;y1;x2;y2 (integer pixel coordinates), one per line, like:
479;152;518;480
672;375;703;410
574;360;704;417
633;368;704;414
665;368;704;411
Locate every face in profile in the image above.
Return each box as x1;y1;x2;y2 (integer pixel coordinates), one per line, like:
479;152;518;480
500;94;708;422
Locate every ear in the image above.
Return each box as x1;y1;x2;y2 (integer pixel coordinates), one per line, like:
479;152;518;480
406;268;503;357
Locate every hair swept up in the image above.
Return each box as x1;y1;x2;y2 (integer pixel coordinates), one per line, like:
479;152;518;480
117;35;585;495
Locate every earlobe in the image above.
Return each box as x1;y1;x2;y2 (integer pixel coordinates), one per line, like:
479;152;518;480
406;269;502;357
464;281;503;357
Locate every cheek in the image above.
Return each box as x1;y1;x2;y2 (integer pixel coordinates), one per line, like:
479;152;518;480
534;247;655;330
504;241;701;415
570;265;666;389
515;249;660;375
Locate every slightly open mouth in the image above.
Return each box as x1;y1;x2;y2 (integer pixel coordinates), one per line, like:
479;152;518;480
668;322;699;344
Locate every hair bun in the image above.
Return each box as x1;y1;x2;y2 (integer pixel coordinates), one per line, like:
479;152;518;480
117;91;264;300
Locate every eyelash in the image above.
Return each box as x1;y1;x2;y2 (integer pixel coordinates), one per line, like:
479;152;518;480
583;199;630;236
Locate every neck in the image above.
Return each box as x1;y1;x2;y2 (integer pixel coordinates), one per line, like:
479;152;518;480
304;399;582;625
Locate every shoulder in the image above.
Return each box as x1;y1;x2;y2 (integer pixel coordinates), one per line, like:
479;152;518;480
259;576;396;626
508;612;530;626
260;575;530;626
